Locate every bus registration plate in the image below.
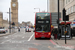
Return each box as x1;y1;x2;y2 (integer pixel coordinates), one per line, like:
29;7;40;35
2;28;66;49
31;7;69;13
41;37;45;38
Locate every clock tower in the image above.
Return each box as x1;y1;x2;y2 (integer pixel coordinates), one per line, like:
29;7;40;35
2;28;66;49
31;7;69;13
11;0;18;27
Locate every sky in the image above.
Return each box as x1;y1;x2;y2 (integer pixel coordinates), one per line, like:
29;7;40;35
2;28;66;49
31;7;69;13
0;0;47;25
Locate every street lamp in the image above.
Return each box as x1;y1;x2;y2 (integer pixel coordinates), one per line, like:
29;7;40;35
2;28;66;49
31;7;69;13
7;8;13;33
58;0;60;39
47;0;48;12
34;8;40;12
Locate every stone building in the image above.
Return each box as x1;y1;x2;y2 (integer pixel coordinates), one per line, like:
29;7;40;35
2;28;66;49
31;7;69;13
49;0;64;12
0;12;9;28
0;12;3;27
49;0;75;22
3;19;9;28
19;21;33;27
64;0;75;22
49;0;64;19
49;0;58;12
11;0;18;27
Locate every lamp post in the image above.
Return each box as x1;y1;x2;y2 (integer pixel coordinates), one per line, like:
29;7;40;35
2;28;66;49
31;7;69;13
47;0;48;12
7;8;12;33
58;0;60;39
34;8;40;12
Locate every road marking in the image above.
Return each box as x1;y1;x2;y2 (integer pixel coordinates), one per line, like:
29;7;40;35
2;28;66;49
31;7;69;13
22;37;24;38
29;48;38;50
4;36;8;38
12;38;14;39
34;43;41;46
1;39;11;44
50;40;56;45
50;40;75;49
28;33;34;41
48;46;58;50
62;45;75;49
54;45;73;50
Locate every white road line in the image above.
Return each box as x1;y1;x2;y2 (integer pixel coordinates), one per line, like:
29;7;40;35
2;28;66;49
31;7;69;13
28;33;34;41
22;37;24;38
1;39;11;44
12;38;14;39
4;36;8;38
55;45;73;50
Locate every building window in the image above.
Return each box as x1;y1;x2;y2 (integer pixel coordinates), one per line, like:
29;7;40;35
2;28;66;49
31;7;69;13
71;6;73;13
68;0;70;2
66;0;70;4
66;9;68;15
74;5;75;12
67;9;69;14
66;0;68;4
68;8;70;14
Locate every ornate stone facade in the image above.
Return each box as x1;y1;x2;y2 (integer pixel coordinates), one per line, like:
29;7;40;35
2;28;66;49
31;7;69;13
3;19;9;28
64;0;75;22
11;0;18;27
0;12;3;27
49;0;75;21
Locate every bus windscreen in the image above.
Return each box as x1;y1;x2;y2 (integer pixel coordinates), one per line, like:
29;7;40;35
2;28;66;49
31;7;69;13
36;13;50;20
36;24;50;32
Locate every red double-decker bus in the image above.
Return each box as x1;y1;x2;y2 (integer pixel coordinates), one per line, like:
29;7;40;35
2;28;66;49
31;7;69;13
34;12;52;39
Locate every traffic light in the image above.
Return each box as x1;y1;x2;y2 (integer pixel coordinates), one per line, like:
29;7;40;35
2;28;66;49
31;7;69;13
57;19;58;24
63;8;69;21
65;15;69;21
63;8;66;21
12;22;15;25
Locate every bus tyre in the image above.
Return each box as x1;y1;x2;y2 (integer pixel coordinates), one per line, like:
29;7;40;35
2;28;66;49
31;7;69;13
35;38;38;40
48;38;51;39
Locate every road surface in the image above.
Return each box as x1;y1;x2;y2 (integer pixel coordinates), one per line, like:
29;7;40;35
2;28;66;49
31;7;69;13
0;28;73;50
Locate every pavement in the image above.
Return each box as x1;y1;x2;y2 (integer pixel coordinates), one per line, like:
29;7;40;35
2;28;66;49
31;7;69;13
51;35;75;50
0;33;10;37
0;29;18;37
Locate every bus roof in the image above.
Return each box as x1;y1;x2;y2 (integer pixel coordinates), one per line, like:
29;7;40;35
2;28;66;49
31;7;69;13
35;12;51;13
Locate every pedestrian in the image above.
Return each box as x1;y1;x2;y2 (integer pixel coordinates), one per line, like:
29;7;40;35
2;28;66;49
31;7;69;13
52;28;54;36
54;28;58;39
71;28;73;39
57;29;61;40
57;33;60;40
18;27;20;32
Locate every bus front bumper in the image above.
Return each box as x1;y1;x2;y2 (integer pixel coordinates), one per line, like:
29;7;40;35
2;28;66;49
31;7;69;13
35;35;51;38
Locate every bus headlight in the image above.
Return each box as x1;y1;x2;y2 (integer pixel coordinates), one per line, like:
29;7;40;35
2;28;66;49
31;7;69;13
36;33;38;35
48;33;51;35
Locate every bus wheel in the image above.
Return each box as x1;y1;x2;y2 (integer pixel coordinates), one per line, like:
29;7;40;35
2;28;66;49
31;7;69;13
35;38;38;40
48;38;51;39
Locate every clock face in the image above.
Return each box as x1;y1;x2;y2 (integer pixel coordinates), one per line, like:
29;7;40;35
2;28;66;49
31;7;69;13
12;3;16;7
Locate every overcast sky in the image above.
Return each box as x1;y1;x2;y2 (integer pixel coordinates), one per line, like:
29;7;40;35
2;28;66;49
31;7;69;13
0;0;47;24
